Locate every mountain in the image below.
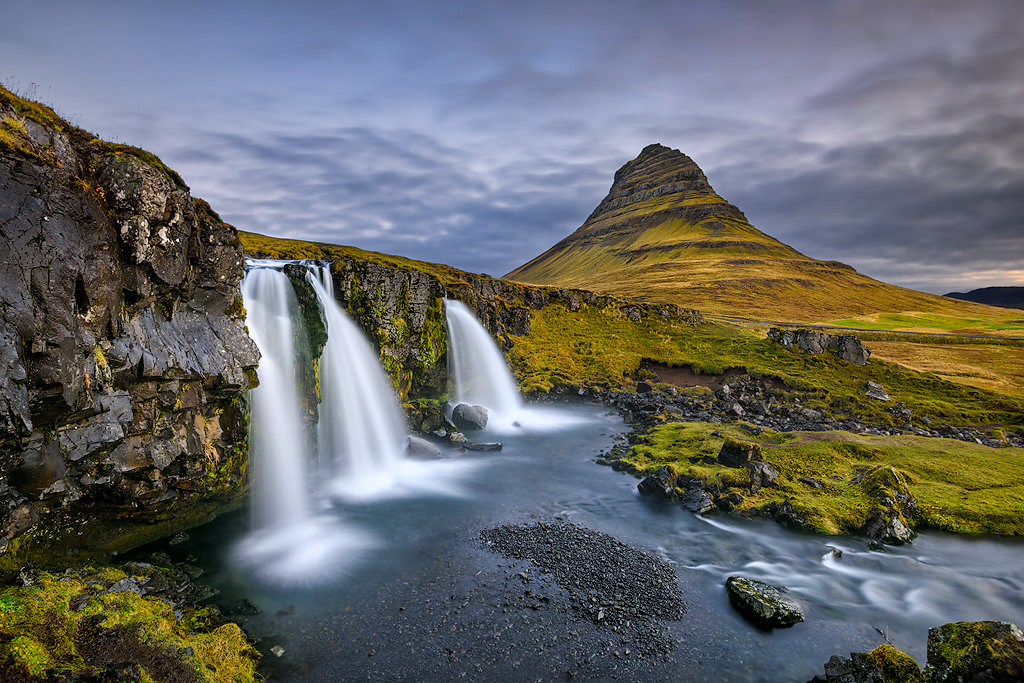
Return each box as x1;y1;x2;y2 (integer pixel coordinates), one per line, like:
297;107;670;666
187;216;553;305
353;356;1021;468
945;287;1024;310
505;144;1005;321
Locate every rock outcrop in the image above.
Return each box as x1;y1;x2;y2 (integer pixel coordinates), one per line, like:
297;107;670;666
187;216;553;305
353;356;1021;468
0;88;258;571
767;328;870;365
811;621;1024;683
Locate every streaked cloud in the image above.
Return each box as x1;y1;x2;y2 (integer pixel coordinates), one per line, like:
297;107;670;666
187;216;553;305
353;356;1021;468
1;0;1022;292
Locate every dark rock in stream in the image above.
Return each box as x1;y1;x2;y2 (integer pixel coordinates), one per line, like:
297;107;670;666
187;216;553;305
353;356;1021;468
725;575;805;628
480;521;685;657
463;441;503;452
637;465;678;499
452;403;488;431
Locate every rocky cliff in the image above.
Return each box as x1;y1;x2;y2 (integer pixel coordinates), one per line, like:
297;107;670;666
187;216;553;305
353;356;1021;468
0;87;258;572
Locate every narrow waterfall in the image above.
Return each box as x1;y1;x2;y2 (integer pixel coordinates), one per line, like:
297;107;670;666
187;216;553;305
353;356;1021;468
445;299;523;420
240;266;312;530
308;268;407;486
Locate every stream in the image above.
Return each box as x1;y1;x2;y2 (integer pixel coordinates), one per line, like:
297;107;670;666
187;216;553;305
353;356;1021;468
143;402;1024;682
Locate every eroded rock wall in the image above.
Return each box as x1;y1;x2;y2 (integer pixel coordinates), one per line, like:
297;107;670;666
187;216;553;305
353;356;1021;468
0;98;258;571
326;255;703;405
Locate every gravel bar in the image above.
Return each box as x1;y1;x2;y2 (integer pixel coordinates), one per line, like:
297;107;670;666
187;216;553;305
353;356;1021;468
481;521;685;657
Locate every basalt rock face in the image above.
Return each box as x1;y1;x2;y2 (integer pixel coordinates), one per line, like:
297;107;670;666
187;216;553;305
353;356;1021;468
0;92;259;571
325;253;704;407
328;256;449;401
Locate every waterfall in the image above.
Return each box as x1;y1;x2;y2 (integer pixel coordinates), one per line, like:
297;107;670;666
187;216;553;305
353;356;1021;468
445;299;522;421
308;267;407;487
236;258;412;583
240;266;311;530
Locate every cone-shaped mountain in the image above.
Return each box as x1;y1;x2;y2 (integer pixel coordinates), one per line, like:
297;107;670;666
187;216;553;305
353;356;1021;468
506;144;986;320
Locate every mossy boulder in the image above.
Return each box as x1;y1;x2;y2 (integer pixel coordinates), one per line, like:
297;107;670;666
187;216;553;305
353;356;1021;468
725;575;804;628
718;438;763;467
811;644;923;682
856;465;917;544
925;620;1024;682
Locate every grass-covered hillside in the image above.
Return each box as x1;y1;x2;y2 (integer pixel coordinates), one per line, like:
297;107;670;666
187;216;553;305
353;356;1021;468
505;144;1024;328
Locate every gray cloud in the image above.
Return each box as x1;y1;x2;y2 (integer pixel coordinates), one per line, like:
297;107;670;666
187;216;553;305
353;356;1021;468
3;0;1022;293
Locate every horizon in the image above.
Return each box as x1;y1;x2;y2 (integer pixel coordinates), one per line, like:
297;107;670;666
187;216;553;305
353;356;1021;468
3;0;1023;294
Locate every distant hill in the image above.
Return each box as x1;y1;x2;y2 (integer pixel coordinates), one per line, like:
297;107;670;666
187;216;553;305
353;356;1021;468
505;144;1010;322
944;287;1024;310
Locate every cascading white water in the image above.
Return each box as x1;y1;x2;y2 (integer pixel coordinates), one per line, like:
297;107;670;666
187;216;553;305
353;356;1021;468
240;266;311;530
308;268;407;486
445;299;522;420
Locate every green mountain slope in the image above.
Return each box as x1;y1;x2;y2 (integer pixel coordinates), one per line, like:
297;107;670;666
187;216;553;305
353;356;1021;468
505;144;1017;324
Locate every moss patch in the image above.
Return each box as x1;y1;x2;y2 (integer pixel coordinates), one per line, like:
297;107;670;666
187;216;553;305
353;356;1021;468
0;568;258;681
624;421;1024;536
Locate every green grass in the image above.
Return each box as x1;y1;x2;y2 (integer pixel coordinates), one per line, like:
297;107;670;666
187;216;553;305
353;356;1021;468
824;312;1024;336
624;421;1024;536
510;301;1024;428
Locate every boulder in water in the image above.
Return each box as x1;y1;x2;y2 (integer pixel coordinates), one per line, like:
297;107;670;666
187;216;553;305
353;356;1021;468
452;403;488;431
725;576;804;628
405;435;442;460
637;465;678;499
463;442;503;452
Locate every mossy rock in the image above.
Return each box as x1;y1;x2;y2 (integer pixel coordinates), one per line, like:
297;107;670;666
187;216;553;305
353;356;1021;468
926;620;1024;682
718;438;762;467
0;566;259;681
725;575;804;629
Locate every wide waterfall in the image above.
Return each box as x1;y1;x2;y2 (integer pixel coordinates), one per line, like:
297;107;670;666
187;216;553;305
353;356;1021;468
237;258;413;582
445;299;523;422
307;266;407;493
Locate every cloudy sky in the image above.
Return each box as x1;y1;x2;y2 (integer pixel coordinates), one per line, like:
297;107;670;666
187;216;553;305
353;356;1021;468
4;0;1023;293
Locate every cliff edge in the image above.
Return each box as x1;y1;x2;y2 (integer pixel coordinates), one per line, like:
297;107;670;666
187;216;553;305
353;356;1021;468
0;86;259;571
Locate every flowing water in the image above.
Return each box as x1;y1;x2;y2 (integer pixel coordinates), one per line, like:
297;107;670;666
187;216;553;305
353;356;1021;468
445;299;523;425
207;264;1024;679
156;403;1024;681
236;259;409;584
240;266;311;530
307;269;407;497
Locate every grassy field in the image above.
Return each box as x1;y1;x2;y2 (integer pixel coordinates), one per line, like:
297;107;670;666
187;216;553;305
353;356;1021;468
509;301;1023;429
822;311;1024;337
624;421;1024;536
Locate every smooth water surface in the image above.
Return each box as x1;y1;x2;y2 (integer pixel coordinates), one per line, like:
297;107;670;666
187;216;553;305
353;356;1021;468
170;403;1024;681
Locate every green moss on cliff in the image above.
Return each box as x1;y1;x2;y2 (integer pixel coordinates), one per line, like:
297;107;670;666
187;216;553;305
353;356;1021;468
87;139;188;190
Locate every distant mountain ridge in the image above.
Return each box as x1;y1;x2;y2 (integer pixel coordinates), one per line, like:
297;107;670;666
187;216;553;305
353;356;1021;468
944;287;1024;310
505;144;1005;321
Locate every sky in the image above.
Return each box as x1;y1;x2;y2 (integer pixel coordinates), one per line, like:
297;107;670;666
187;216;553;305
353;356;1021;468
3;0;1023;294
